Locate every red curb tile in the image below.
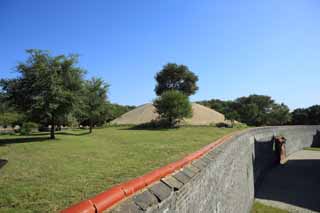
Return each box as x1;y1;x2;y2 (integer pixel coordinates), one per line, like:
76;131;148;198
90;185;125;212
60;200;96;213
121;177;146;196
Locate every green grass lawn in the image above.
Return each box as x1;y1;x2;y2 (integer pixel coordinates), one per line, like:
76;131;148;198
251;201;289;213
0;126;241;213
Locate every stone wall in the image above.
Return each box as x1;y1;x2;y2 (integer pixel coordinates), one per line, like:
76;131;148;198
108;126;320;213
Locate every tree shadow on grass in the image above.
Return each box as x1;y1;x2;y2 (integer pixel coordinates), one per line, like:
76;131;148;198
55;132;91;136
0;137;51;146
0;159;8;169
119;125;173;131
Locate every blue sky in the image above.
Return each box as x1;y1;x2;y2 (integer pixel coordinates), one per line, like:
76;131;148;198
1;0;319;109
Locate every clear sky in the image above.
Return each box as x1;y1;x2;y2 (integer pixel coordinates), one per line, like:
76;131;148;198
1;0;319;110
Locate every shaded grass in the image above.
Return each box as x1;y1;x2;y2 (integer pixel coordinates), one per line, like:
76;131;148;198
0;126;242;212
251;201;289;213
303;147;320;151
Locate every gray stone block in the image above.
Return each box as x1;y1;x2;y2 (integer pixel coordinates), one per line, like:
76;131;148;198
191;159;207;170
173;171;191;184
181;167;196;178
133;190;158;211
162;176;183;190
149;181;172;202
186;164;200;173
201;155;212;164
108;199;143;213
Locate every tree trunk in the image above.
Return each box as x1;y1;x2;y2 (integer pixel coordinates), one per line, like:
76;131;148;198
50;116;55;139
89;119;93;133
231;120;234;128
168;117;174;127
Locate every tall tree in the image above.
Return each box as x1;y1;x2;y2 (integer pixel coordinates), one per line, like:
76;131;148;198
82;78;109;133
154;63;198;96
0;49;84;139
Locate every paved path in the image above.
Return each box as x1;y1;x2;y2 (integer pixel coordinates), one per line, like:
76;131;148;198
256;150;320;213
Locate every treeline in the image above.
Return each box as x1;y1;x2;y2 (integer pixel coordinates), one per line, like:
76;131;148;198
0;49;134;138
198;95;320;126
291;105;320;125
0;100;134;130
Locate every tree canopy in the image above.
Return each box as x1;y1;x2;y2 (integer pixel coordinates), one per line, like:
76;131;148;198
198;94;291;126
153;90;192;127
81;78;109;133
154;63;198;96
291;105;320;125
0;49;84;138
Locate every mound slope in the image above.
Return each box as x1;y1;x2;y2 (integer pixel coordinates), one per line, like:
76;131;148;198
110;103;225;125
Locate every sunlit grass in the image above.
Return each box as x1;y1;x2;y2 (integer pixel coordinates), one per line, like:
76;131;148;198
0;126;242;212
251;201;289;213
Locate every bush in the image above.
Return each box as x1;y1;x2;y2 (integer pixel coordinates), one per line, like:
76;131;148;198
20;122;38;135
153;90;192;127
215;122;231;128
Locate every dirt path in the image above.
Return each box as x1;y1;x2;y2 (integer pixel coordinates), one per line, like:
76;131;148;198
255;150;320;213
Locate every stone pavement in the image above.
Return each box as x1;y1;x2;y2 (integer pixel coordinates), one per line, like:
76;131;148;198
256;150;320;213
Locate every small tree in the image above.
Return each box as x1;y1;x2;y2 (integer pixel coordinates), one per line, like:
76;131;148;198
153;90;192;127
82;78;109;133
225;111;240;127
155;63;198;96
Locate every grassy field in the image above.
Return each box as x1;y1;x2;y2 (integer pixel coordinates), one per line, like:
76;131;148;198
251;201;289;213
0;126;241;212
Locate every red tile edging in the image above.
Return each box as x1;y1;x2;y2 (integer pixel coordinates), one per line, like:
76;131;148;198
61;133;235;213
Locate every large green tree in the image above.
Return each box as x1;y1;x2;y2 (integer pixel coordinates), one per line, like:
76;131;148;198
234;95;291;126
267;103;291;125
307;105;320;124
291;105;320;125
0;49;84;139
291;108;309;125
153;90;192;127
82;78;109;133
154;63;198;96
199;95;291;126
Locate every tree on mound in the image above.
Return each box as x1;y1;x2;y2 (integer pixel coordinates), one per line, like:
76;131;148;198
153;90;192;127
154;63;198;96
0;49;84;139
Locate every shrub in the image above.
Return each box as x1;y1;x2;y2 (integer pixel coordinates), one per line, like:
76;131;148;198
20;122;38;135
215;122;231;128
